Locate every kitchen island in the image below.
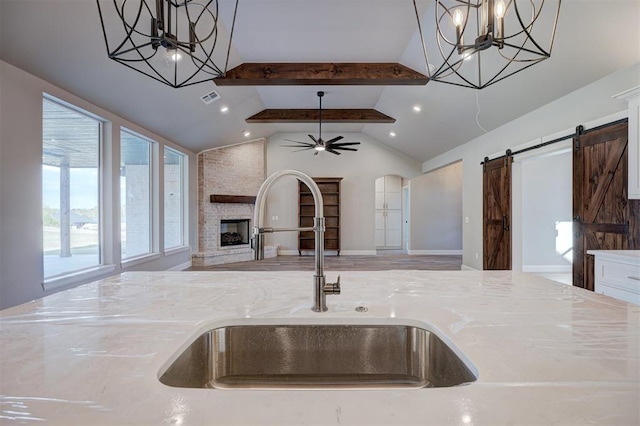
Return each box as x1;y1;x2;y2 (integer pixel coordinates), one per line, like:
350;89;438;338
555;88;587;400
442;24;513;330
1;270;638;425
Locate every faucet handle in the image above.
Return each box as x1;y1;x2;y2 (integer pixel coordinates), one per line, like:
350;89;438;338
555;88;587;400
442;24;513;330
324;275;341;295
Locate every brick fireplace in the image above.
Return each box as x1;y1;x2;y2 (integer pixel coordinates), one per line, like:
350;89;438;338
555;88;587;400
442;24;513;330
191;139;276;267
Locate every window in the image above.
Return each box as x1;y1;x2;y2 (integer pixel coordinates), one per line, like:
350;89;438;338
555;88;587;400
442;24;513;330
164;147;185;249
42;98;101;278
120;130;153;259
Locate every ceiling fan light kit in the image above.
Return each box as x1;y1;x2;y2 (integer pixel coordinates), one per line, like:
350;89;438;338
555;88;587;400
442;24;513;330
280;92;362;156
413;0;562;89
96;0;238;88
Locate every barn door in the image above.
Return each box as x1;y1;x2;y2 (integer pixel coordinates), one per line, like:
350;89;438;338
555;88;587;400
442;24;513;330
573;120;638;290
483;155;513;270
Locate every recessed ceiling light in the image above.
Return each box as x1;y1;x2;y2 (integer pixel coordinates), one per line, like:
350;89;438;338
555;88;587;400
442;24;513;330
243;130;251;138
220;106;229;113
413;105;422;113
389;131;396;138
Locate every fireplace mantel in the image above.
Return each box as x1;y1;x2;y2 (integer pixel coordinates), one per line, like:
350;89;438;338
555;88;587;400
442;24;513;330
210;194;257;204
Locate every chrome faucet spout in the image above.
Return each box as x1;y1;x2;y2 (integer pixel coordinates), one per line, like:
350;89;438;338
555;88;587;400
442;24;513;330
252;170;340;312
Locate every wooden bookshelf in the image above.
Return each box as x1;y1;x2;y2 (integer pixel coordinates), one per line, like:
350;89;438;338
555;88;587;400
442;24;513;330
298;177;342;256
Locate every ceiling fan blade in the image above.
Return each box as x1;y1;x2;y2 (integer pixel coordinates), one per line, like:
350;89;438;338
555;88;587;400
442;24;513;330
280;144;315;148
325;136;344;145
283;139;315;147
326;148;342;155
333;146;359;152
292;147;316;152
331;142;361;147
308;134;319;144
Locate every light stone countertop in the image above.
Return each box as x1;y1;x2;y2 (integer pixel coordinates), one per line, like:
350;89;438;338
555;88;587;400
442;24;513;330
1;270;639;425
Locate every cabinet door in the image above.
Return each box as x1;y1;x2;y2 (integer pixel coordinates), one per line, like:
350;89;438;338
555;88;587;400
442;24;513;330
385;210;403;248
375;211;386;247
375;177;385;209
385;175;403;210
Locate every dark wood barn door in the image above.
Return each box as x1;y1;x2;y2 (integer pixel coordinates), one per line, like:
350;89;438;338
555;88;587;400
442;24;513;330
483;156;513;270
573;120;639;290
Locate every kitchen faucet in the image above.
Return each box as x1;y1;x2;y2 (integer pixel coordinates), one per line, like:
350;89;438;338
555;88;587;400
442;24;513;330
252;170;341;312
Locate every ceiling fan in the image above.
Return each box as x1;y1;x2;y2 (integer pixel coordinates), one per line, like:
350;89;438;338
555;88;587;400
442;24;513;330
281;91;361;156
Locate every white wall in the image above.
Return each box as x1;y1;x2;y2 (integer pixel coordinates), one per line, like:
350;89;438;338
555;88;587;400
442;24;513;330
0;61;198;309
265;133;422;254
409;161;463;254
521;150;573;272
422;62;640;270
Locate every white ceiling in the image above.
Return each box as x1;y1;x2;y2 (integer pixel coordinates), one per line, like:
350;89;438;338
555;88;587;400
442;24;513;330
1;0;639;162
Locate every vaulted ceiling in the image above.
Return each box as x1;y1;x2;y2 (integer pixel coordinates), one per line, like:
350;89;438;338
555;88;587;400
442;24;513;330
1;0;639;162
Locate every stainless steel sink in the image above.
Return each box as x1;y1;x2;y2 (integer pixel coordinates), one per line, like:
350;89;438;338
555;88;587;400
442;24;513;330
159;324;477;389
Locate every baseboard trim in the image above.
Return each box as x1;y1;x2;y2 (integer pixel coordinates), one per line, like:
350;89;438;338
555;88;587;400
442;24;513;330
342;250;378;256
408;250;463;255
522;265;572;273
168;261;192;271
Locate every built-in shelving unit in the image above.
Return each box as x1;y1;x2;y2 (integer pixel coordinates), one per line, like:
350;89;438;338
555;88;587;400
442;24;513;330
298;177;342;256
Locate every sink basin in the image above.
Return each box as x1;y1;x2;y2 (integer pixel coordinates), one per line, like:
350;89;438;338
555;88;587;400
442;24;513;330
159;323;476;389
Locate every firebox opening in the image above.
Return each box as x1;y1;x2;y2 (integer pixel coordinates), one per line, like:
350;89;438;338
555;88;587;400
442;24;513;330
220;219;250;247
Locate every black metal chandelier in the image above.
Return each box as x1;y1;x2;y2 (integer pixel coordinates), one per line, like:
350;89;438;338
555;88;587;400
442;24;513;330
96;0;238;88
413;0;562;89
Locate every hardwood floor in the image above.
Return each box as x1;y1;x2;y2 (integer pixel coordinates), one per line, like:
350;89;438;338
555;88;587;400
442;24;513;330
188;253;462;271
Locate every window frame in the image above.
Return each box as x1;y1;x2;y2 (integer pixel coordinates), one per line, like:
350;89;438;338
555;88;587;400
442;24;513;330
41;95;114;291
163;146;188;251
119;127;156;262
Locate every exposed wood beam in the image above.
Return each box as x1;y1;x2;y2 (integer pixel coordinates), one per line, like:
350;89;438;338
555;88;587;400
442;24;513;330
215;63;428;86
246;109;395;124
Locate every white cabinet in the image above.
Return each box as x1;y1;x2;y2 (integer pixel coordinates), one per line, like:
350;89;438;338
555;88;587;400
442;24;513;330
613;86;640;199
375;175;403;249
588;250;640;305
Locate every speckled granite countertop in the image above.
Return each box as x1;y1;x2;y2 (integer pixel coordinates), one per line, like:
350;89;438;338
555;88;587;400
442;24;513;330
1;270;638;425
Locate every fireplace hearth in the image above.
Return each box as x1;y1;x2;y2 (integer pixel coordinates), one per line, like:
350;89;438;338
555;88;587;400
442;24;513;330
220;219;250;247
